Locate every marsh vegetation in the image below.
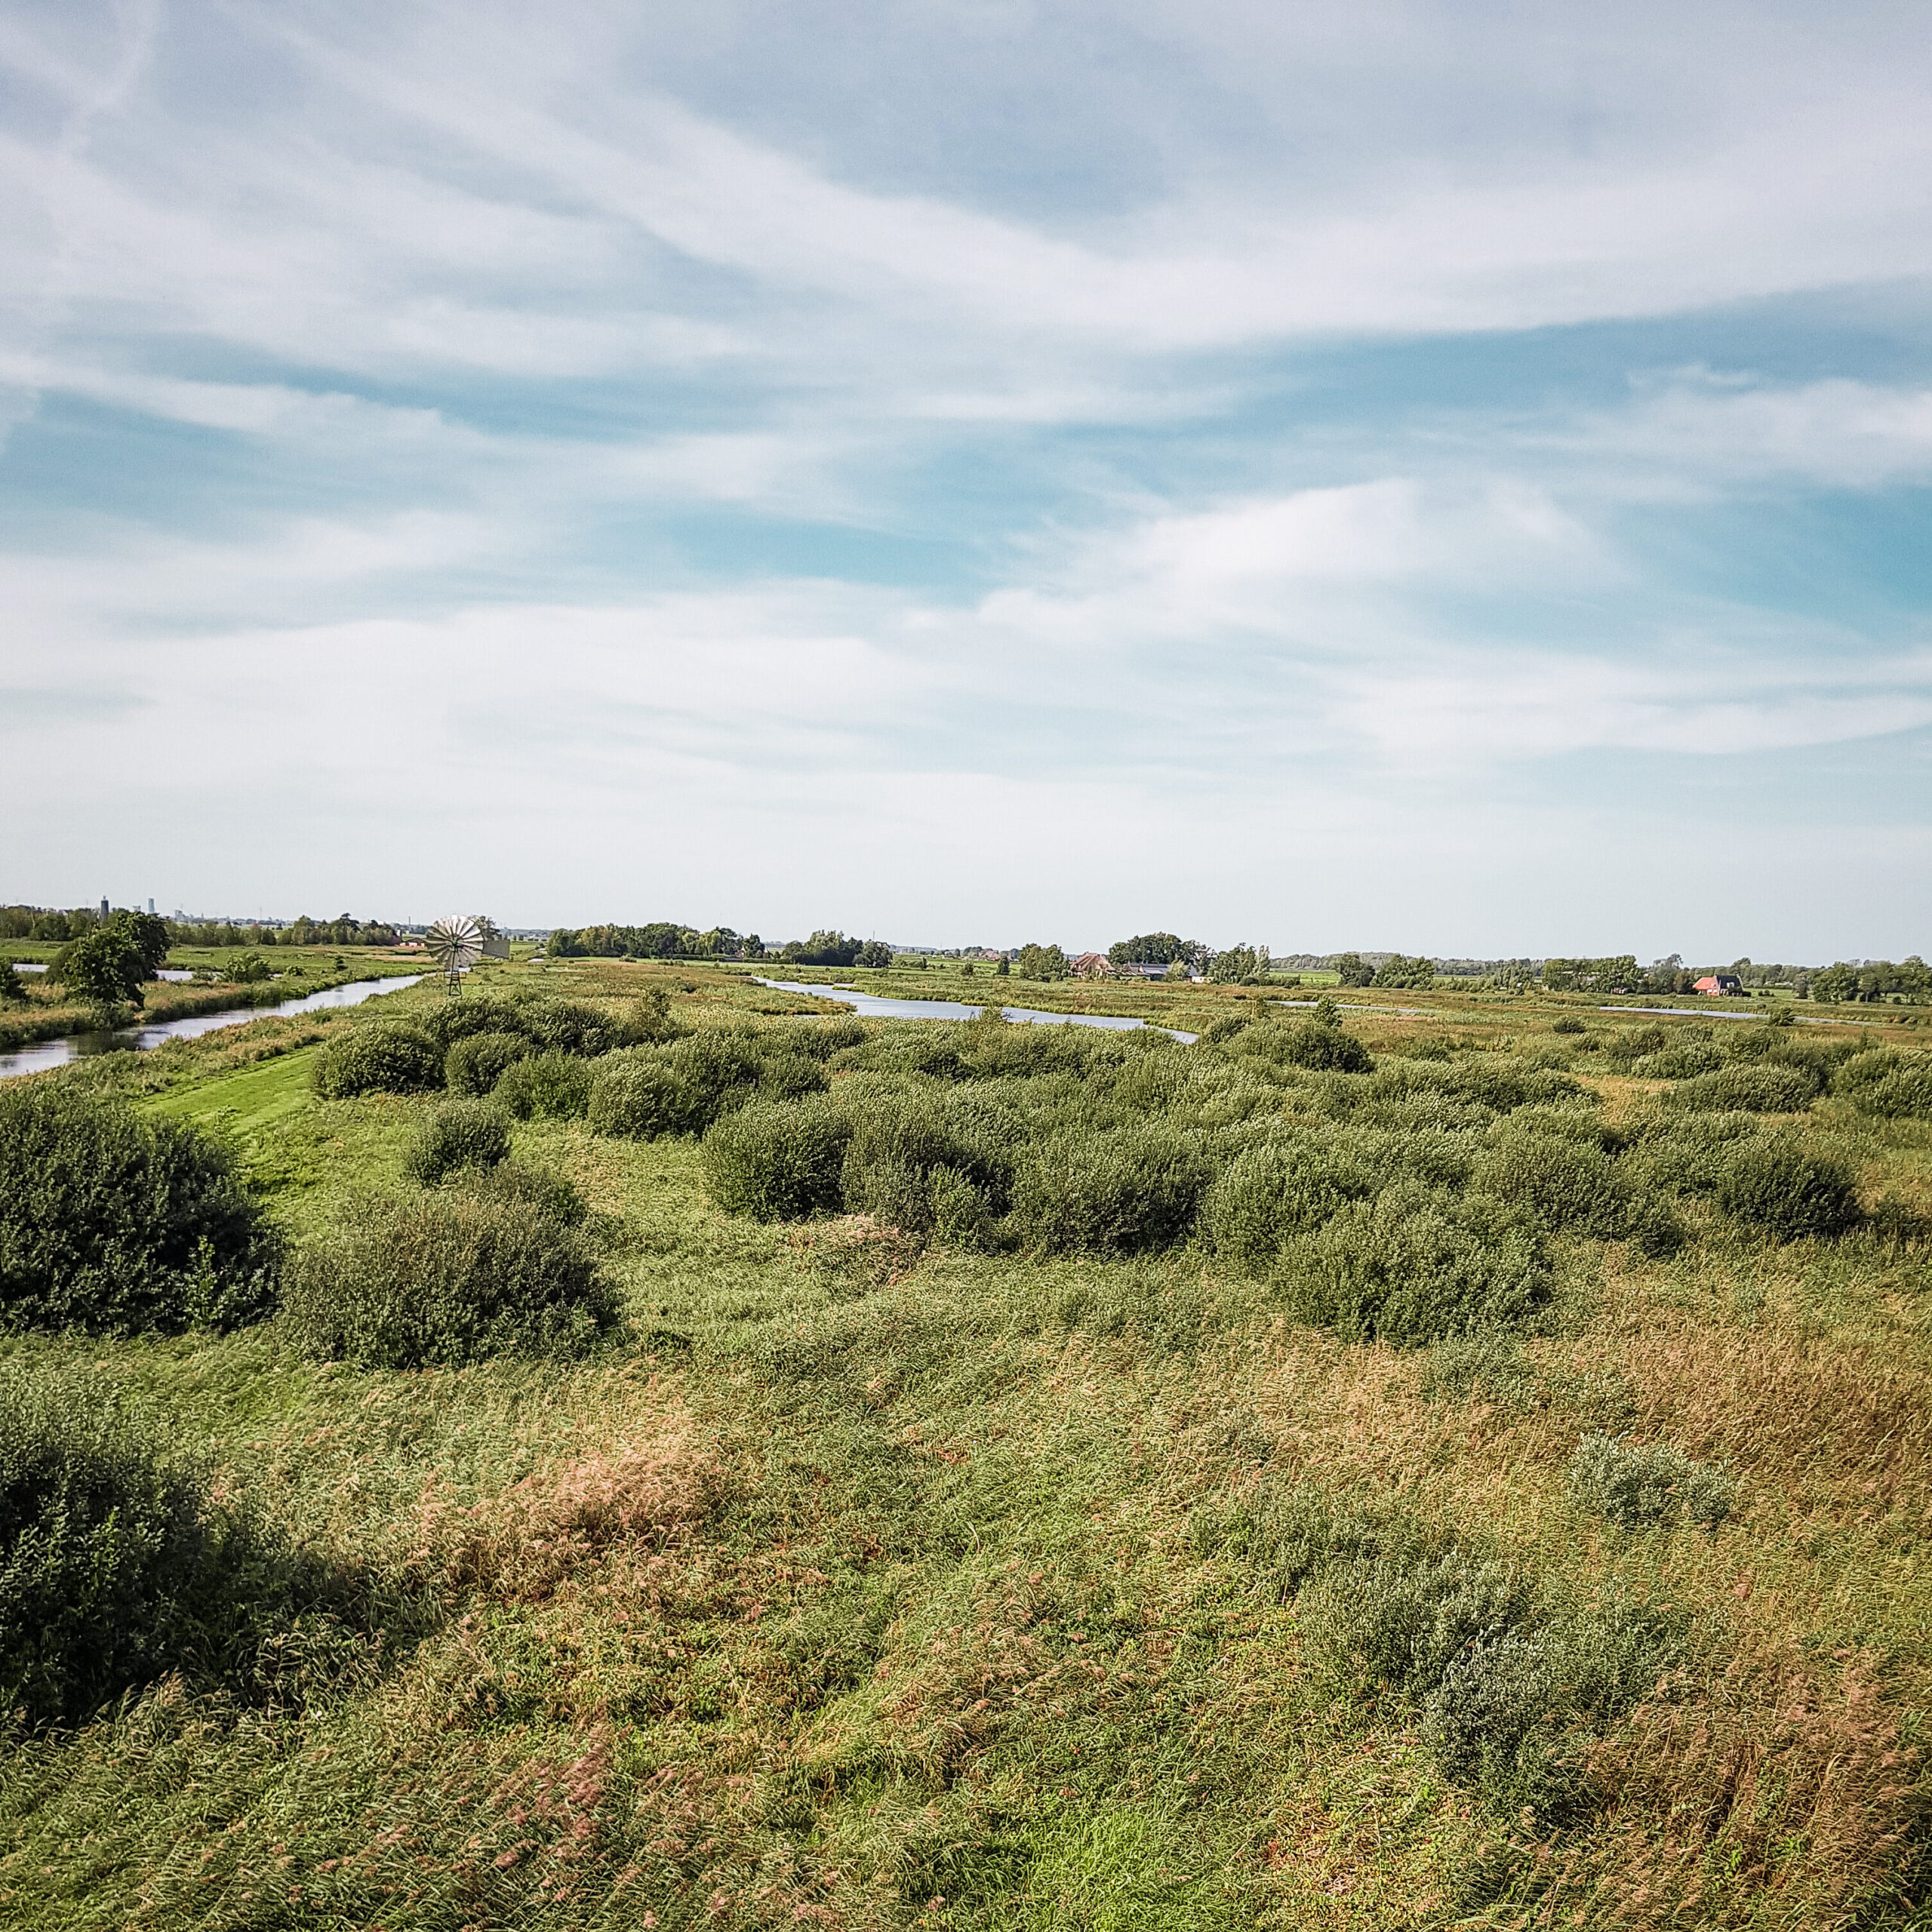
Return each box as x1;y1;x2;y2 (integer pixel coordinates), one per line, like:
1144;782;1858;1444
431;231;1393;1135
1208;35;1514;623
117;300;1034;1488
1;958;1928;1928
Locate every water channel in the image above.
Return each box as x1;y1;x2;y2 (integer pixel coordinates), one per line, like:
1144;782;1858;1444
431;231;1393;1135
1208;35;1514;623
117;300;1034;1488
0;975;424;1081
753;978;1197;1043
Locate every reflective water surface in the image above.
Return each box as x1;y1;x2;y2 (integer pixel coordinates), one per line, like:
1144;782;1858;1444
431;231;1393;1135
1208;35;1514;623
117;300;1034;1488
0;976;423;1081
752;978;1196;1042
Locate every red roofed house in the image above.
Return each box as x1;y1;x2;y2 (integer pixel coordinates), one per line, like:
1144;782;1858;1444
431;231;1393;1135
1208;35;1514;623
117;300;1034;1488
1693;974;1743;995
1069;952;1113;980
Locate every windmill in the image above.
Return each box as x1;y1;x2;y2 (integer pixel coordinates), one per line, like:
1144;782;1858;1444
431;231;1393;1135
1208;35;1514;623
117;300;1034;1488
423;914;483;995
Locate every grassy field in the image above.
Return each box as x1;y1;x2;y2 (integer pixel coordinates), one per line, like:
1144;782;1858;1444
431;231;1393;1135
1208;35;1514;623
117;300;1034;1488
2;961;1928;1930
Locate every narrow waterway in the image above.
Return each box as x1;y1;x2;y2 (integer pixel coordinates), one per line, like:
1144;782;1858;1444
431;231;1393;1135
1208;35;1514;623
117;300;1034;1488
0;975;423;1081
753;978;1197;1042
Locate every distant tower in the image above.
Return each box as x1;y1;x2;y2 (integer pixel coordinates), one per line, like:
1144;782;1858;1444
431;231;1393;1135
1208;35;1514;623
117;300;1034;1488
147;899;155;915
100;897;109;919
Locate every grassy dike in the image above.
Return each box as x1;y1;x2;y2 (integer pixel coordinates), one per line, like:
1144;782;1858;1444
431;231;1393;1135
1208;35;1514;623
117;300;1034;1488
1;961;1928;1930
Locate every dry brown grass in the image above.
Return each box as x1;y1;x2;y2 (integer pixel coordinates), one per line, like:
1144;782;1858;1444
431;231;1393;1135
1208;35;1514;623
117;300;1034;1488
408;1404;721;1602
1481;1645;1926;1930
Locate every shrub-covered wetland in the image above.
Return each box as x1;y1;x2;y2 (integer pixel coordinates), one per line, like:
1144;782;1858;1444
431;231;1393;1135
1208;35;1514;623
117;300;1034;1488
2;958;1929;1930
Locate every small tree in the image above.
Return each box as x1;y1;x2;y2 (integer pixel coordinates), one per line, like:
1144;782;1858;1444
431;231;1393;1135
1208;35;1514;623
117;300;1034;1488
1208;942;1268;984
856;939;894;968
1331;952;1375;988
1014;943;1068;981
54;929;149;1013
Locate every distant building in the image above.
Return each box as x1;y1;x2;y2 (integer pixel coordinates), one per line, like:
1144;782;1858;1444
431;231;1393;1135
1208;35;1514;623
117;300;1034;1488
1069;952;1112;980
1694;974;1744;995
1115;961;1171;979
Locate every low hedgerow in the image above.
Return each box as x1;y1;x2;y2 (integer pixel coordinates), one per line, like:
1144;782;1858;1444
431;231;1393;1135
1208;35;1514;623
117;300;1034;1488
281;1170;614;1367
0;1084;278;1334
1006;1119;1208;1255
443;1029;531;1097
1567;1432;1736;1529
311;1021;444;1098
701;1094;854;1220
401;1100;512;1187
1;1361;209;1728
494;1050;593;1120
1716;1135;1863;1241
1278;1181;1549;1345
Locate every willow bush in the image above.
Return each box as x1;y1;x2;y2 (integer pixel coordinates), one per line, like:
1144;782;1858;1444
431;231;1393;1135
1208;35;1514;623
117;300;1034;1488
282;1170;614;1368
0;1084;278;1334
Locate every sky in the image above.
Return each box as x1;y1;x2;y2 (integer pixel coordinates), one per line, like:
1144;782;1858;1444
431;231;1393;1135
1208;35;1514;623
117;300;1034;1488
3;1;1930;960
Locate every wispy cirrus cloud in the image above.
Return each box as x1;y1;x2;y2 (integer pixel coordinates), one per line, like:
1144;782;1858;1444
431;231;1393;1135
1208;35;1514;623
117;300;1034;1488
3;1;1931;953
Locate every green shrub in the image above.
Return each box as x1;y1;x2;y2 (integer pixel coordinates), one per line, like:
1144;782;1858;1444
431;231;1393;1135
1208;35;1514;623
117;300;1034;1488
414;998;527;1053
1604;1025;1669;1069
1665;1063;1819;1113
1279;1183;1549;1345
1007;1120;1208;1255
1417;1335;1544;1409
401;1100;512;1187
702;1094;854;1220
1837;1049;1932;1118
1550;1016;1585;1036
1300;1546;1531;1697
1420;1605;1672;1817
518;998;626;1057
0;1084;278;1334
494;1050;592;1120
0;1363;209;1728
1621;1111;1761;1197
586;1051;702;1140
1632;1041;1725;1080
1716;1137;1862;1241
1470;1118;1627;1235
1566;1432;1736;1529
758;1051;830;1103
311;1021;444;1098
281;1172;615;1368
1198;1140;1371;1266
443;1029;531;1097
838;1084;979;1233
585;1030;774;1140
1258;1019;1374;1074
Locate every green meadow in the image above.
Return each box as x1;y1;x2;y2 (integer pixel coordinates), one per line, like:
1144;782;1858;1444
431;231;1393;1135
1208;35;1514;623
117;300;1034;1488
2;959;1928;1930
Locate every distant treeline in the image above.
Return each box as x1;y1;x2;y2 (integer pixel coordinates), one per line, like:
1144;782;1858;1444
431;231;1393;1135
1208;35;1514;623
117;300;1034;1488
1539;955;1930;1001
1;906;400;948
549;924;894;968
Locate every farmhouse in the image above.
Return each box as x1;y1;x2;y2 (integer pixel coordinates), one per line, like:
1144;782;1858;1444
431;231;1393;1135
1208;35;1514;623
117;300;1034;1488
1694;973;1744;995
1069;951;1112;979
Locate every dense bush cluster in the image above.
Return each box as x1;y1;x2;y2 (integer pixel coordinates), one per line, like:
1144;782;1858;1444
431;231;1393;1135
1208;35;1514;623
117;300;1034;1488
0;1362;211;1728
669;1003;1877;1341
282;1166;612;1369
312;992;649;1106
402;1100;512;1186
0;1084;278;1334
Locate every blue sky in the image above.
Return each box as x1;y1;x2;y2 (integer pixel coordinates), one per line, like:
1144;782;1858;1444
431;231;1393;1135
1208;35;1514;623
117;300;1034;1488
4;1;1930;958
